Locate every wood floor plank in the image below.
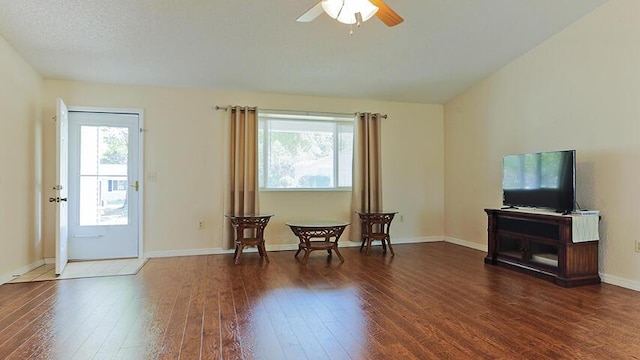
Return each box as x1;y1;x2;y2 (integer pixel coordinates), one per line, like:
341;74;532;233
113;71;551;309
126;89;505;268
200;256;223;360
92;284;151;358
157;261;198;359
177;255;207;359
218;274;243;359
0;243;640;359
2;278;107;359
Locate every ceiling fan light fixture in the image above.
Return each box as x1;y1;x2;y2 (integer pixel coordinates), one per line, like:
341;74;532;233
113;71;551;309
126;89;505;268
322;0;379;25
321;0;343;19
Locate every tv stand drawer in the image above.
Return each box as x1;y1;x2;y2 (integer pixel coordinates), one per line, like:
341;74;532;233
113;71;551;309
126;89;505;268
497;217;560;240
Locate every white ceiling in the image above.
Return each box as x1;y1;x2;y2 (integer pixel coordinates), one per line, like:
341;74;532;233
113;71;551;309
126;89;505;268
0;0;607;104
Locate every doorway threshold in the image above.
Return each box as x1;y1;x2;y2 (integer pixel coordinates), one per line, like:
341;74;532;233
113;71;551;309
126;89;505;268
9;258;147;283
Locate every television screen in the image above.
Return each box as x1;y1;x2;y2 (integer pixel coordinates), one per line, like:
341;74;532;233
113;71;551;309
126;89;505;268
502;150;575;213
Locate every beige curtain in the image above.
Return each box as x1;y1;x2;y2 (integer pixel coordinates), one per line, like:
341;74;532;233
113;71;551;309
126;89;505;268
223;106;259;249
351;112;383;242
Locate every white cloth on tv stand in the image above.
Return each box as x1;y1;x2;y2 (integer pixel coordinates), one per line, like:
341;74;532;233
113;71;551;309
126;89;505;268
570;214;599;242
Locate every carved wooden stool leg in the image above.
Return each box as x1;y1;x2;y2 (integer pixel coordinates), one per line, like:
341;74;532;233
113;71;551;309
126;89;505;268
334;246;345;262
260;242;270;263
387;239;395;256
234;244;240;260
235;245;244;264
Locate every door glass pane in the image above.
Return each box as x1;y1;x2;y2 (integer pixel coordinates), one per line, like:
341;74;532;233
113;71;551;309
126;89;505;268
529;241;559;268
497;235;522;259
79;126;129;226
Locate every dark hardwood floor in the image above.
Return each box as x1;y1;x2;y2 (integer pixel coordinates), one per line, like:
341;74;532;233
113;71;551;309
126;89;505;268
1;242;639;359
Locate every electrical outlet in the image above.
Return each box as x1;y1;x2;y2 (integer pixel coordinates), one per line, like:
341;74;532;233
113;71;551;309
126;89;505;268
198;220;205;230
399;215;404;222
636;240;640;253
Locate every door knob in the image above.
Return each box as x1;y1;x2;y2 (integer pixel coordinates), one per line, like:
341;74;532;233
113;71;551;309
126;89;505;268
60;198;67;202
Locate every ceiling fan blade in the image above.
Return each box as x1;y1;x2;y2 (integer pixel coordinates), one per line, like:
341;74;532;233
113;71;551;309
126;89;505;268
297;1;324;22
369;0;404;27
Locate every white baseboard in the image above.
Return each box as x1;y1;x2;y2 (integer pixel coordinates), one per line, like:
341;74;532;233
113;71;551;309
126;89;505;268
600;273;640;292
144;236;443;259
0;259;45;285
444;236;488;252
395;236;444;244
144;247;235;258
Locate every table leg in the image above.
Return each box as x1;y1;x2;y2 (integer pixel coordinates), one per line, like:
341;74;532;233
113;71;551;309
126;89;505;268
334;246;345;262
235;245;244;264
259;242;270;263
387;240;395;256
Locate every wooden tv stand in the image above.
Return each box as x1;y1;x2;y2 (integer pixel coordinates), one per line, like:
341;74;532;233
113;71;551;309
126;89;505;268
484;208;600;287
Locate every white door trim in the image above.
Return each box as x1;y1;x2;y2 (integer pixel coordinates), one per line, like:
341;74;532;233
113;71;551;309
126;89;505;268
55;98;70;275
68;106;145;260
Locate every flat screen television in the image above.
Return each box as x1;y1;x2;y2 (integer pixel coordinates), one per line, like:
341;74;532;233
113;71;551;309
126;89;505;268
502;150;575;213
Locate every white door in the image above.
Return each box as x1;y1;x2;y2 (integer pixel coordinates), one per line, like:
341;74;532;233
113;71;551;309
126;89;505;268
55;99;70;275
67;111;140;260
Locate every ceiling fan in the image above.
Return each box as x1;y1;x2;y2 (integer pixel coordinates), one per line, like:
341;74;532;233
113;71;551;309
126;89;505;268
297;0;404;28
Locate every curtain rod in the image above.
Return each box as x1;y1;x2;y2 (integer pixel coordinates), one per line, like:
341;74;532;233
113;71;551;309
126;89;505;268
214;105;387;119
215;105;257;111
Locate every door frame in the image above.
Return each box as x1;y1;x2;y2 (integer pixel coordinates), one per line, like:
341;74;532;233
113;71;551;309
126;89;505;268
68;106;145;259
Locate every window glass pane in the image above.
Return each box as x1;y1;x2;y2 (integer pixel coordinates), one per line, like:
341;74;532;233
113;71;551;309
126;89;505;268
258;112;353;190
338;124;353;187
266;121;335;188
258;125;265;188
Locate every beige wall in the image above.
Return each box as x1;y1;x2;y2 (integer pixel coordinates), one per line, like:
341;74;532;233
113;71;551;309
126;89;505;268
444;0;640;284
42;81;444;257
0;35;43;279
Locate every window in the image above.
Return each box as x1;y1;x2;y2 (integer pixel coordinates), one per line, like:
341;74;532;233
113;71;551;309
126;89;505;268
258;111;354;190
107;179;127;192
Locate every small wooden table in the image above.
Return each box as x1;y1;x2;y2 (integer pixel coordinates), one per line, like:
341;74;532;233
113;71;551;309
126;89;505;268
286;221;349;264
226;214;273;265
357;211;397;255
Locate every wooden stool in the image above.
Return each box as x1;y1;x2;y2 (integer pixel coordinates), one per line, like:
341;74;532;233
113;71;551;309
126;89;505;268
357;212;397;255
226;214;273;264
